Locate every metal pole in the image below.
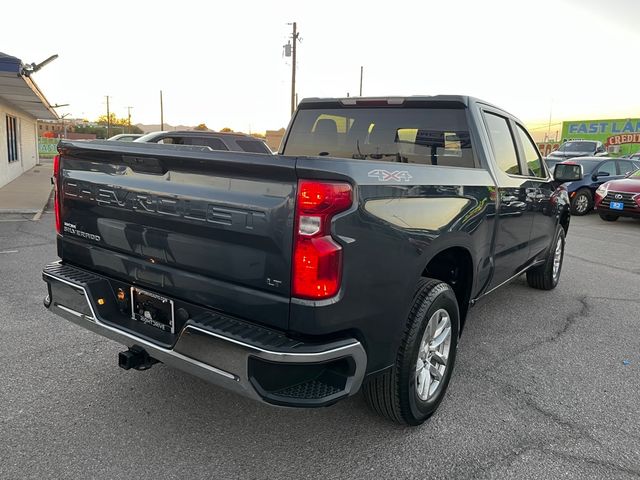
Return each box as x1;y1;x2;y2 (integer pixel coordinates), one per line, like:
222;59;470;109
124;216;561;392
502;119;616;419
359;66;363;96
127;106;133;133
291;22;297;115
106;96;111;138
160;90;164;130
547;99;553;141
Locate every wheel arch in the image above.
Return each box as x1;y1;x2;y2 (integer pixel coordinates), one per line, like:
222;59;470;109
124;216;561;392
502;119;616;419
419;242;475;333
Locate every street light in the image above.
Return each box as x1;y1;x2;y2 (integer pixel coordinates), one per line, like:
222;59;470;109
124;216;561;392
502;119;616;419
61;113;71;139
21;54;59;76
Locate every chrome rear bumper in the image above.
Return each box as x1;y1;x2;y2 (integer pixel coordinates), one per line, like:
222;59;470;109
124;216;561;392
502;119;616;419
43;262;366;407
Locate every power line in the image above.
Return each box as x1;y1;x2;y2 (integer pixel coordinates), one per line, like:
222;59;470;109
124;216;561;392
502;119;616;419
528;122;563;131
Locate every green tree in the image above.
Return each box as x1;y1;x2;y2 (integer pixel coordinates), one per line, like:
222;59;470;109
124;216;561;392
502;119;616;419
220;127;234;132
194;123;208;131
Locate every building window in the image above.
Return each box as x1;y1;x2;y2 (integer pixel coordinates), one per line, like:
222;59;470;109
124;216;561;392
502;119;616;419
6;115;19;163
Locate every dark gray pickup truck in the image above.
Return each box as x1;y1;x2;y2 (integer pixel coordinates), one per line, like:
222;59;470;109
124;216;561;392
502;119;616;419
42;96;581;425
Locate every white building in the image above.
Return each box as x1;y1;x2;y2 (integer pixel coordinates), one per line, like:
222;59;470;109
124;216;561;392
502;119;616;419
0;52;57;189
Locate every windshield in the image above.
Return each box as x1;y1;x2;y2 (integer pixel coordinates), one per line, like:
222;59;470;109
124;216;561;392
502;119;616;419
559;141;596;153
283;106;476;168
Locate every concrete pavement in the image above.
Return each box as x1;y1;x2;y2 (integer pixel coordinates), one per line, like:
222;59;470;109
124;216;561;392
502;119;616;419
0;158;53;217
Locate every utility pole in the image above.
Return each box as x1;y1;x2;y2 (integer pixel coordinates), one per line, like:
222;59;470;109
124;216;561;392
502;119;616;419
546;99;553;143
160;90;164;130
290;22;299;115
105;95;111;138
126;106;133;133
359;66;363;96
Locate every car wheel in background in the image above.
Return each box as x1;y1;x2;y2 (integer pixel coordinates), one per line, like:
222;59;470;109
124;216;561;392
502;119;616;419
526;227;565;290
362;278;459;426
599;214;619;222
571;188;593;216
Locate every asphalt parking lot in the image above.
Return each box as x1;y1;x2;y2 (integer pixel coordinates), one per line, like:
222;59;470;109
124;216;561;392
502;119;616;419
1;210;638;479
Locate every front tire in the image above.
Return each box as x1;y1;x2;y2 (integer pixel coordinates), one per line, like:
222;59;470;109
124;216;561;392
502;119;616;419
526;227;565;290
571;188;593;216
599;214;619;222
362;278;459;425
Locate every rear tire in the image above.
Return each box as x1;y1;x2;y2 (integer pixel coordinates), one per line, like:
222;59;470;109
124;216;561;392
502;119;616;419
571;188;592;216
362;278;459;426
526;227;565;290
599;214;619;222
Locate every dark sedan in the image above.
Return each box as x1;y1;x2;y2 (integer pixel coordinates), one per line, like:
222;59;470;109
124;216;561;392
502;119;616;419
134;131;272;154
557;157;640;215
595;169;640;221
547;140;607;162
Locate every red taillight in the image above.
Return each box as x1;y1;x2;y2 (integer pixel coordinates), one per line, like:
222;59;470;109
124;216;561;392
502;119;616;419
292;180;352;299
53;154;61;234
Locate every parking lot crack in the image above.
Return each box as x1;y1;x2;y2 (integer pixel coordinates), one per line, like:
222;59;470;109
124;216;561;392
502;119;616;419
566;253;640;275
503;296;590;360
541;449;640;477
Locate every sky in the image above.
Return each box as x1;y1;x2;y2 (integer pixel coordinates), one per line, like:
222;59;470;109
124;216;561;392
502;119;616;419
2;0;639;134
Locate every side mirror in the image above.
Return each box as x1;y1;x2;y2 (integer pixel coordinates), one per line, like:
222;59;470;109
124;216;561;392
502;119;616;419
553;163;583;182
596;171;610;177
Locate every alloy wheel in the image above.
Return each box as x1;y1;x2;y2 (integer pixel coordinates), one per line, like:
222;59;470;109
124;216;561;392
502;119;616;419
415;308;452;401
552;236;563;282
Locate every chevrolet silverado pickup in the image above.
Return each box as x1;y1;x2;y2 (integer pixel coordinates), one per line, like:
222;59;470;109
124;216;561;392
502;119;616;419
42;96;581;425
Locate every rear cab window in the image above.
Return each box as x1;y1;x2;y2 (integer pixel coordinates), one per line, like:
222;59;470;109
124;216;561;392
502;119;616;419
283;103;477;168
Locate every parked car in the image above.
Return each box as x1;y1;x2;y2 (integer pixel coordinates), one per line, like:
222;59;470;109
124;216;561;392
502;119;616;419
107;134;143;142
595;168;640;221
546;140;607;162
43;96;580;426
558;157;640;215
134;130;272;154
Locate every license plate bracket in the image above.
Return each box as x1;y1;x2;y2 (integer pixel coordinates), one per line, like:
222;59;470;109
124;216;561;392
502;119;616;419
130;287;175;333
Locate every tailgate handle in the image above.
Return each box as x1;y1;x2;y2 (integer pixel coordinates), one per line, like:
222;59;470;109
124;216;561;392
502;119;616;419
122;155;165;175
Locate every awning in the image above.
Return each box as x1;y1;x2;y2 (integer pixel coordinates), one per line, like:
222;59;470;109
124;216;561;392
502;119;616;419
0;52;58;120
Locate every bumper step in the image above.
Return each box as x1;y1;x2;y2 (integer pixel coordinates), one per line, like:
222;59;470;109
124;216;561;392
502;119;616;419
42;261;367;407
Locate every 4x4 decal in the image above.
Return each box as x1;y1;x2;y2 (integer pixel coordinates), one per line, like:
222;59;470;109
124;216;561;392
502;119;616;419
367;169;413;182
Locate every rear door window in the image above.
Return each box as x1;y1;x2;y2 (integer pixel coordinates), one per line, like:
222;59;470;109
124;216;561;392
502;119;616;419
483;112;520;175
616;160;637;175
236;139;271;154
188;137;229;151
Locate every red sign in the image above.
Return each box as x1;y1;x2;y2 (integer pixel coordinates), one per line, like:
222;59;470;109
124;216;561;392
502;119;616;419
606;133;640;146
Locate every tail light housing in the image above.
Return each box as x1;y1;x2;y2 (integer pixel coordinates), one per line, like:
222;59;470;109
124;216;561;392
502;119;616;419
292;180;352;299
53;154;61;234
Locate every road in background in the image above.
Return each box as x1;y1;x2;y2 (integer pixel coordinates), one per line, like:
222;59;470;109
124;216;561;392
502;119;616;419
1;211;638;479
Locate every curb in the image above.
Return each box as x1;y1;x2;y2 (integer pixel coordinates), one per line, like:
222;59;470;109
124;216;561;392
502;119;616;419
32;186;54;221
0;209;40;214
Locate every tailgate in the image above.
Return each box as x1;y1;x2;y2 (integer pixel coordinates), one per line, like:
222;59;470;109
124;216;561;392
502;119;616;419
56;141;297;330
